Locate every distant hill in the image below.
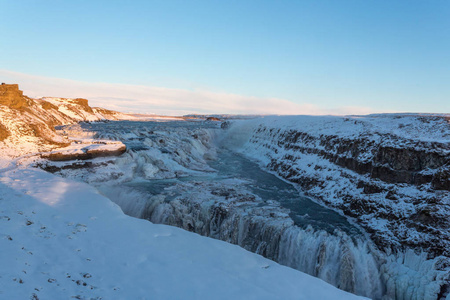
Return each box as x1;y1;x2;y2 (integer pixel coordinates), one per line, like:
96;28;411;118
0;83;131;157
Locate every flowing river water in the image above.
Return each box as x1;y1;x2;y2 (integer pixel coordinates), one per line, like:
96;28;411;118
209;149;361;236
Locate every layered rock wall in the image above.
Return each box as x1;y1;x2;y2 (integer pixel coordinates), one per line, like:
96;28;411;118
230;116;450;258
0;83;28;109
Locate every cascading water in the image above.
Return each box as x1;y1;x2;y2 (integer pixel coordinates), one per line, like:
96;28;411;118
97;148;385;299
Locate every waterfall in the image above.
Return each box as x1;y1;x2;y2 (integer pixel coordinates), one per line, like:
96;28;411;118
98;184;385;299
54;120;449;300
278;227;382;298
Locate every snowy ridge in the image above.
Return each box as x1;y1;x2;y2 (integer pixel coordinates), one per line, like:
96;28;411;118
39;97;134;124
0;87;136;162
239;114;450;143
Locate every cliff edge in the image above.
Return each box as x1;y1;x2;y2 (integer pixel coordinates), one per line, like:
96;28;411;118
0;83;129;158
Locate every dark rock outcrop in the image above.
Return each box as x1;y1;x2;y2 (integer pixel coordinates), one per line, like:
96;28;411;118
432;169;450;190
72;98;94;113
41;144;127;161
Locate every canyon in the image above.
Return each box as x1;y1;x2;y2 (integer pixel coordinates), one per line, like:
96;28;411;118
1;85;449;299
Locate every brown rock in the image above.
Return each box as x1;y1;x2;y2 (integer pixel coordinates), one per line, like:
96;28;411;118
0;83;28;109
0;122;10;141
206;117;221;121
72;98;94;113
42;144;127;161
40;100;59;111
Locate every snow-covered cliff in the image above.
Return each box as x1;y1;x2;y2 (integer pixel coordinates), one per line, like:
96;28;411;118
0;84;131;158
224;115;450;299
226;115;450;257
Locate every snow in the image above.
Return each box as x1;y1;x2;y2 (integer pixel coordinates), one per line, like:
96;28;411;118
0;165;366;299
40;140;126;160
232;114;450;144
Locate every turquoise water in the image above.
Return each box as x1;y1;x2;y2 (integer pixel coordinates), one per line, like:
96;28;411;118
210;149;361;236
124;147;360;236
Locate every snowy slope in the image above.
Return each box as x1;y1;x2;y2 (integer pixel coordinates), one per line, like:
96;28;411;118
40;97;133;123
0;93;133;160
0;166;366;300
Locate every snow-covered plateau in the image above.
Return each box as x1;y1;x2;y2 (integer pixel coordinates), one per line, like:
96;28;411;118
1;85;449;299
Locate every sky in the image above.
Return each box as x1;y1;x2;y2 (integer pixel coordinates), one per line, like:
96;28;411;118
1;0;449;115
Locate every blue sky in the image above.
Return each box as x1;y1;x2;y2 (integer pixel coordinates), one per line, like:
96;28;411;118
1;0;449;114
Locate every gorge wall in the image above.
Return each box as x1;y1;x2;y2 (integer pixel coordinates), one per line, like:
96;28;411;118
226;115;450;258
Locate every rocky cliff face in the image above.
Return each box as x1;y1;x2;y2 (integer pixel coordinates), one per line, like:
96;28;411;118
228;115;450;258
0;83;28;109
0;84;130;157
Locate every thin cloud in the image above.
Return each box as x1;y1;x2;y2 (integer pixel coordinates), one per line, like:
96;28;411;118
0;69;376;116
